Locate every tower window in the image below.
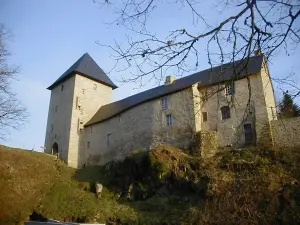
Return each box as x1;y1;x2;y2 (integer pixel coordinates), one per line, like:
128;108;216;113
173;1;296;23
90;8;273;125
93;83;97;90
166;114;172;126
107;133;111;146
61;85;64;91
76;96;82;109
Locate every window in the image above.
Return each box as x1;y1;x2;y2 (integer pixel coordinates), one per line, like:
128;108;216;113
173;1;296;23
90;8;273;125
78;118;84;130
202;112;208;122
90;126;93;133
161;97;168;110
55;134;57;139
61;85;64;91
107;133;111;146
93;83;97;90
225;82;235;96
55;105;58;113
244;124;253;144
166;114;172;126
87;141;90;149
221;106;231;120
76;96;81;109
51;124;53;133
202;90;208;101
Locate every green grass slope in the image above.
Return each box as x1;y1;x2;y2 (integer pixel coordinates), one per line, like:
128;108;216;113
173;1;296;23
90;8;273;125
0;144;299;225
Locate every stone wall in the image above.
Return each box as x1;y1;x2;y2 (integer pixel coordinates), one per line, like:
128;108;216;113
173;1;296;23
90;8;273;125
196;73;274;147
44;76;76;163
195;57;277;147
190;131;218;158
270;117;300;148
84;87;197;166
44;74;113;168
68;74;113;168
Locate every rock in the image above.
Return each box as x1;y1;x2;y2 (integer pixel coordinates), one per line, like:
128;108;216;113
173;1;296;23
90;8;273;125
95;182;103;198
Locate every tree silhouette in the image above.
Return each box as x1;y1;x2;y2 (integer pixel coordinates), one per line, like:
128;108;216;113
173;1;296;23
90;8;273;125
279;91;300;118
0;24;28;139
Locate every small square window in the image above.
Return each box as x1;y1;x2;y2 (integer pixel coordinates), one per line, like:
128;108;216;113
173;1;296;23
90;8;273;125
107;133;111;146
221;106;231;120
225;82;235;96
202;112;208;122
93;83;97;90
87;141;90;149
61;85;64;91
166;114;172;126
161;98;168;110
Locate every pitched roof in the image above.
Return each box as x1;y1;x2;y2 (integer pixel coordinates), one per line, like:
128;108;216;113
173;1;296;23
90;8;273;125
85;55;264;126
47;53;117;90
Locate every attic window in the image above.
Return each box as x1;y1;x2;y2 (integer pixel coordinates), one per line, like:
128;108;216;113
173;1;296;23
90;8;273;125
225;82;235;96
161;98;168;110
61;85;64;91
202;90;208;101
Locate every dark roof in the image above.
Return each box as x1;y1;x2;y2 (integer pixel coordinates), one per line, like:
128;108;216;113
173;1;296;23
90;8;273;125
85;55;264;126
47;53;117;90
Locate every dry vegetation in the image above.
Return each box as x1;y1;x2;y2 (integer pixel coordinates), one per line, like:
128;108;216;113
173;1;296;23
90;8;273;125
0;144;299;224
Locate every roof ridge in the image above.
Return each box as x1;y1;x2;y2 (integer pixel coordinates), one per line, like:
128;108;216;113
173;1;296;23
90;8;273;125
85;55;264;126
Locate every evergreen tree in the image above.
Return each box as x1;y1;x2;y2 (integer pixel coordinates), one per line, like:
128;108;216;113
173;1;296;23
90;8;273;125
279;92;300;118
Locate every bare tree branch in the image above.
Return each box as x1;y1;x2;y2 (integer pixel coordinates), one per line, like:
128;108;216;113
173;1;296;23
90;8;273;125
0;24;28;139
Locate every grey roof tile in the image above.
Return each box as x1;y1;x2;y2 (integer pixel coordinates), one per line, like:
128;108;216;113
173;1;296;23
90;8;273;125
47;53;117;90
85;55;264;126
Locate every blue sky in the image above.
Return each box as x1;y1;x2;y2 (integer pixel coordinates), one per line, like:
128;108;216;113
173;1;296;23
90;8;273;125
0;0;299;151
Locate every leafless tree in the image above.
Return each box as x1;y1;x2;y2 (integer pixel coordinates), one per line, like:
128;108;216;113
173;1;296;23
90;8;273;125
0;24;28;139
97;0;299;91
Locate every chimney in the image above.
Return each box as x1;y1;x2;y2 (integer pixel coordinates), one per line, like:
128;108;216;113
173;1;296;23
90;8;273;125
165;75;175;85
255;49;262;56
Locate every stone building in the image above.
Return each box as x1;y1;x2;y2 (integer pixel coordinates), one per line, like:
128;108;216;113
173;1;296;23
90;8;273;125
44;53;277;168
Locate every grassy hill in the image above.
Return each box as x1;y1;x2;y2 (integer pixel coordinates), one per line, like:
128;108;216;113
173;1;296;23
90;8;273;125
0;144;299;224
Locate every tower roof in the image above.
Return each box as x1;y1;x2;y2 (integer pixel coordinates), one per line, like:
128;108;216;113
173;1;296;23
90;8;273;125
47;53;118;90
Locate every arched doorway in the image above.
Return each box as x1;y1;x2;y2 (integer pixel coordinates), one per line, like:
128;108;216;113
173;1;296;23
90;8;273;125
52;142;58;155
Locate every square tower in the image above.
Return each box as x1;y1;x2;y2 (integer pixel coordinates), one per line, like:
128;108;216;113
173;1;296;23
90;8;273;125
44;53;117;168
